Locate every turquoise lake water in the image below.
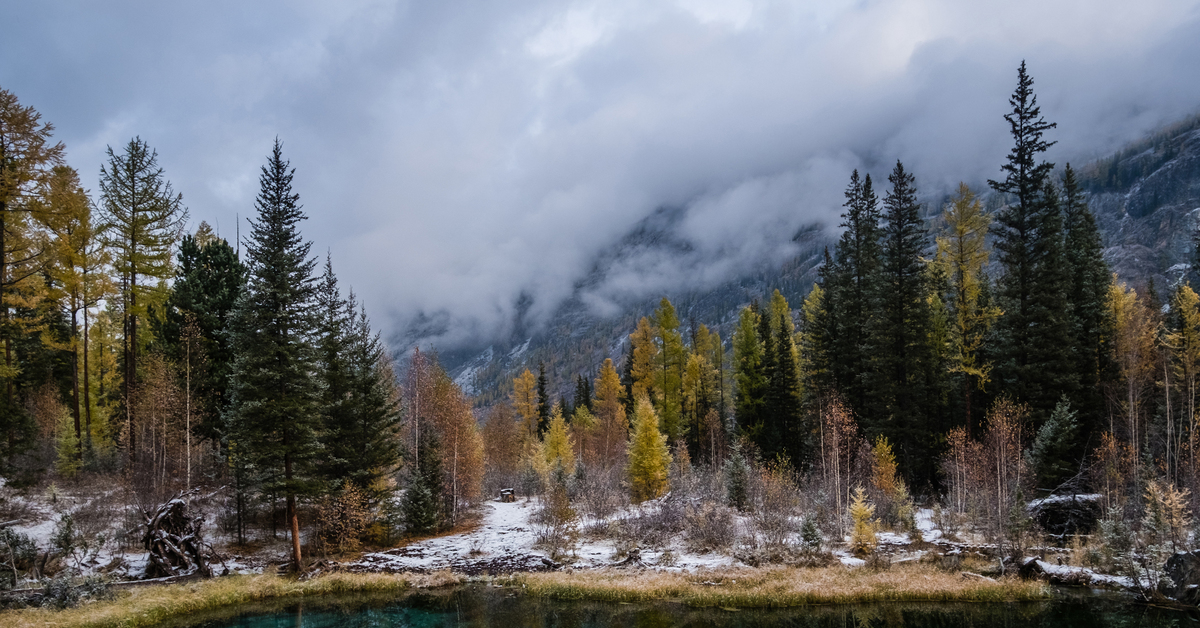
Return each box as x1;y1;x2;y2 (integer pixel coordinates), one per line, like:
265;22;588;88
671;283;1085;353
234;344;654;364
181;586;1200;628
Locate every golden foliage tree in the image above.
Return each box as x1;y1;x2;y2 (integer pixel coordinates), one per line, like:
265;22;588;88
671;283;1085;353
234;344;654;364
511;368;538;439
543;404;575;476
627;396;671;503
936;184;1001;431
1109;279;1157;480
848;486;877;556
630;317;659;404
592;357;627;467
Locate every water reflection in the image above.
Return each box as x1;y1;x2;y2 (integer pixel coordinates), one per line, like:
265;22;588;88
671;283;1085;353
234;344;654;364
188;586;1197;628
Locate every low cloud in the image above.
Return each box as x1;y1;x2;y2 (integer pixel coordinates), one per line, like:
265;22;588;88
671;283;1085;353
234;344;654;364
3;0;1199;351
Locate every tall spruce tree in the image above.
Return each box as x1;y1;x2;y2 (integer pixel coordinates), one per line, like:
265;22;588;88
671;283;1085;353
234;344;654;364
226;139;319;571
872;161;938;481
536;361;550;436
823;171;882;416
1062;163;1112;445
155;229;247;442
988;61;1074;423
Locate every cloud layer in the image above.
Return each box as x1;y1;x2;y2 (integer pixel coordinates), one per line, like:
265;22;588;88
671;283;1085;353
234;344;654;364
4;0;1199;349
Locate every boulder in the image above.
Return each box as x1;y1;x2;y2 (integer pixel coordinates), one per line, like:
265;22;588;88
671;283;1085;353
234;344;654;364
1027;494;1103;538
1165;551;1200;604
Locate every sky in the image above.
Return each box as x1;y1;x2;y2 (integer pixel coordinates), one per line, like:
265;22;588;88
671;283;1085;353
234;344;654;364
3;0;1200;352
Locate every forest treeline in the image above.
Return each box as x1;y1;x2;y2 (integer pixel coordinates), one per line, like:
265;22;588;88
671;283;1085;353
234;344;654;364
0;88;494;572
500;62;1200;548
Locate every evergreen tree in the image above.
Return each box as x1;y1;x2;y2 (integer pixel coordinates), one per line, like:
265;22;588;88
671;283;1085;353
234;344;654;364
226;139;319;571
988;61;1074;423
155;228;246;442
315;257;401;498
1026;396;1080;490
1062;164;1112;445
732;304;765;438
823;171;882;416
536;361;550;436
573;374;593;414
872;161;938;481
403;431;443;536
99;137;187;463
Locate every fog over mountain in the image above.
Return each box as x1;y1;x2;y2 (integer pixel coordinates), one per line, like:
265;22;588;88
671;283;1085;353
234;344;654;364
3;1;1199;353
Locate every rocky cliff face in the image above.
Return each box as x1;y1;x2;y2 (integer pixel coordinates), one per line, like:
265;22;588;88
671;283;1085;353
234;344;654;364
1086;119;1200;290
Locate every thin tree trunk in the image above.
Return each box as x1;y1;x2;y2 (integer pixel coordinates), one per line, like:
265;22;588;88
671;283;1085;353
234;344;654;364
71;307;81;461
83;304;92;456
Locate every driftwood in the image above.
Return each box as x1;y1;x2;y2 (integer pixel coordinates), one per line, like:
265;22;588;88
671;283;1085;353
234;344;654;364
141;490;212;579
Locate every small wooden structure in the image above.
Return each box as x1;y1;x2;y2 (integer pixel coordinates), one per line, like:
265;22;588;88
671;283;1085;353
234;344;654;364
499;488;516;503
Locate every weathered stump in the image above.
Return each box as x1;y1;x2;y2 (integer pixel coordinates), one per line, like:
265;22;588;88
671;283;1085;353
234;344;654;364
141;490;212;579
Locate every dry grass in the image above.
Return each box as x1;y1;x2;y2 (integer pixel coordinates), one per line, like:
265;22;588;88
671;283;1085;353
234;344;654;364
0;571;461;628
508;564;1050;607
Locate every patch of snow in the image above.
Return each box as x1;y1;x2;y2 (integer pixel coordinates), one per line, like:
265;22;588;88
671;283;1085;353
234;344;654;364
508;338;531;360
1027;493;1102;509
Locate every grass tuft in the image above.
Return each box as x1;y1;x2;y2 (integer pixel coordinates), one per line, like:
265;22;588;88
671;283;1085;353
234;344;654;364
0;571;460;628
507;564;1050;608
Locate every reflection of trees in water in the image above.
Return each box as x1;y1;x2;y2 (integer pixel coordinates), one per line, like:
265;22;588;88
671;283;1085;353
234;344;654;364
205;588;1188;628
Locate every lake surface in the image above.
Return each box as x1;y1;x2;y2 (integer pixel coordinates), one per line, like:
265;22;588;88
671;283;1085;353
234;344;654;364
185;586;1198;628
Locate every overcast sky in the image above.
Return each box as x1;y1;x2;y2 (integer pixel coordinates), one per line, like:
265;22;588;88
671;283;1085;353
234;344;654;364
4;0;1199;350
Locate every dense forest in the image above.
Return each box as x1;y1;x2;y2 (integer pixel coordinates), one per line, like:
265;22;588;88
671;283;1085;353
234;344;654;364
2;61;1198;584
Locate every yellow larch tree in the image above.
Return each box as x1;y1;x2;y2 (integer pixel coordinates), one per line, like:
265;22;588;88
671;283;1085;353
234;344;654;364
543;404;575;476
627;396;671;503
511;368;538;440
592;357;627;467
630;317;659;403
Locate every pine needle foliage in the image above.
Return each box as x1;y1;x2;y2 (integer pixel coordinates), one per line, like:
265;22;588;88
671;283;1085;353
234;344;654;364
849;486;877;556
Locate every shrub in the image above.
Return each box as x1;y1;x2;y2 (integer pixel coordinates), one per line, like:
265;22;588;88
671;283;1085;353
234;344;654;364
534;480;578;560
684;502;737;552
316;484;369;555
725;444;750;511
849;487;877;556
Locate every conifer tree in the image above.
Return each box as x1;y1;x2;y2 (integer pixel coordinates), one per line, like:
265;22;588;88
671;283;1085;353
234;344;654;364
403;431;443;536
226;139;319;571
99;137;187;462
155;228;246;442
627;396;671;503
1062;163;1112;442
935;184;1000;434
873;161;938;480
592;358;627;466
543;404;575;476
732;304;765;437
630;316;658;403
988;61;1074;422
511;368;538;439
573;374;593;414
0;88;64;460
653;298;685;443
536;361;550;436
315;257;401;498
822;171;882;415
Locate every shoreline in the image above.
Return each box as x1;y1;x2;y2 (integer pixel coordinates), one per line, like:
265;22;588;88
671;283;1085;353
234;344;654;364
0;563;1051;628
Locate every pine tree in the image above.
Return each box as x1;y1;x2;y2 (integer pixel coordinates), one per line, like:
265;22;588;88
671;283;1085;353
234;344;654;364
403;431;443;536
627;396;671;503
1062;164;1112;445
573;374;593;414
315;258;401;498
99;137;187;463
536;361;550;436
732;304;765;438
226;139;319;571
988;61;1074;423
592;358;627;466
872;161;938;481
823;171;882;416
155;228;246;442
1026;396;1080;490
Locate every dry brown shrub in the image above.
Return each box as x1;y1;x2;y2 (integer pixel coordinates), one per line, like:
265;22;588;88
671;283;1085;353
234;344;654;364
315;484;369;555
